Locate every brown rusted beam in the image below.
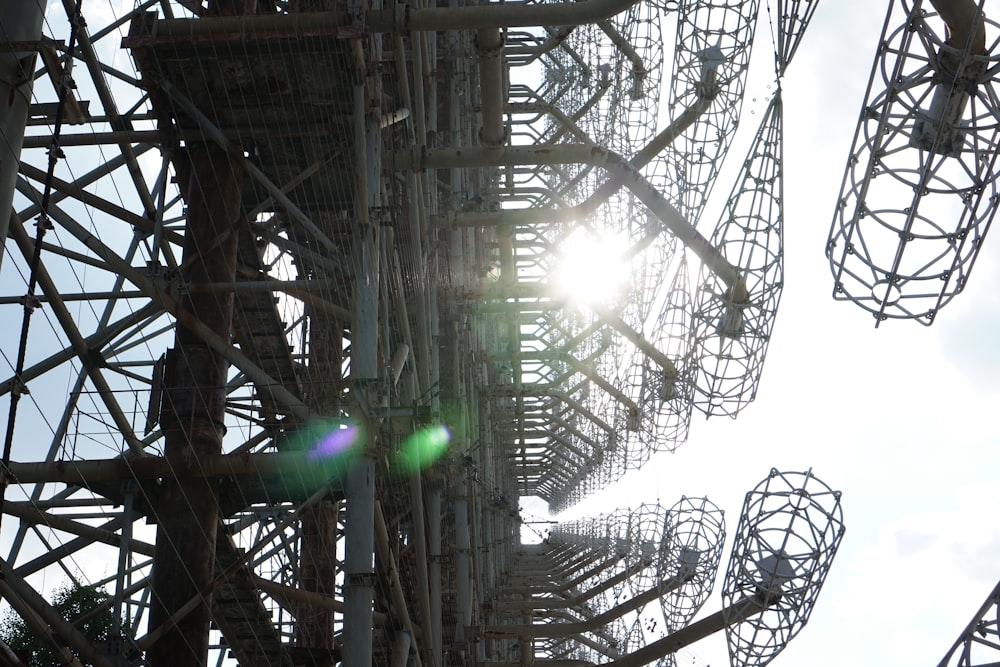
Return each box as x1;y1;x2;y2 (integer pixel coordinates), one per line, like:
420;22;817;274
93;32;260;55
148;134;244;666
4;451;349;487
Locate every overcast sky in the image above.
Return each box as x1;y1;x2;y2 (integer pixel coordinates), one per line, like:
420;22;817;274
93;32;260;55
558;1;1000;666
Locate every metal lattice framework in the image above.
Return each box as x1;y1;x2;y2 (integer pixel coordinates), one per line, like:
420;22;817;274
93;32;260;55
486;471;843;667
493;497;726;665
722;469;845;667
662;0;760;226
0;0;868;665
827;0;1000;324
691;93;784;417
658;496;726;634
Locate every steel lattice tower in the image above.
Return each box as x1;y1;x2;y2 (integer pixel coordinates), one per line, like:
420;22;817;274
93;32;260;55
1;0;992;666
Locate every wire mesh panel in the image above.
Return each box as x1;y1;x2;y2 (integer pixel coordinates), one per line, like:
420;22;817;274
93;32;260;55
0;0;855;664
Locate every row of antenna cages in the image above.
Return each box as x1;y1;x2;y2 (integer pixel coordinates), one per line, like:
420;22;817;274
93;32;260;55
482;469;844;667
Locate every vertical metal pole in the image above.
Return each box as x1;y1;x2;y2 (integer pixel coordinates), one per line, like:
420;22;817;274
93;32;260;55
298;500;339;659
148;142;243;667
473;478;486;663
476;27;506;161
295;0;345;628
454;495;471;643
484;503;494;595
298;257;341;661
407;21;434;396
344;30;380;667
409;471;435;667
113;486;135;649
429;487;443;667
391;630;412;667
0;2;45;267
519;539;532;667
343;457;375;667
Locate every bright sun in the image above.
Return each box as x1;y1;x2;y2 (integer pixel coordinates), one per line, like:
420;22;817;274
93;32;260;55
551;228;631;306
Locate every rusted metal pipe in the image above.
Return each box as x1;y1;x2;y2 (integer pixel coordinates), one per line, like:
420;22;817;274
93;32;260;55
147;138;243;667
597;595;772;667
5;448;339;489
374;501;425;667
928;0;986;54
911;0;989;154
477;27;507;161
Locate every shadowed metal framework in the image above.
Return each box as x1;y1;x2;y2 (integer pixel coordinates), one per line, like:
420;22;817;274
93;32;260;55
0;0;860;666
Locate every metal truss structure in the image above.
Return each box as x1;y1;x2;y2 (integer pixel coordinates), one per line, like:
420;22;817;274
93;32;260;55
484;470;843;667
0;0;863;666
937;579;1000;667
827;0;1000;325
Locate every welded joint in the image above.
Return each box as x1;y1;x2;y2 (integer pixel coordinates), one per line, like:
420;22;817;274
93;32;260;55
346;572;378;588
349;378;384;419
474;30;504;58
479;125;509;149
697;45;725;99
0;461;14;487
18;294;42;312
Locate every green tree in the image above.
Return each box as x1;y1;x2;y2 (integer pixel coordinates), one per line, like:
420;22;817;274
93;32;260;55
0;580;116;666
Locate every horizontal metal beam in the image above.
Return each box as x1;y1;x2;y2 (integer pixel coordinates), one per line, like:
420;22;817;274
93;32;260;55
126;0;640;46
6;451;349;488
483;575;686;638
21;129;162;148
598;594;774;667
2;501;154;556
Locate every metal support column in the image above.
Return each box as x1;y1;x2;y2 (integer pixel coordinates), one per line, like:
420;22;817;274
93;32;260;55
297;15;346;638
343;23;381;667
343;458;376;667
455;494;472;644
298;499;340;662
147;140;244;667
430;486;444;667
0;1;45;266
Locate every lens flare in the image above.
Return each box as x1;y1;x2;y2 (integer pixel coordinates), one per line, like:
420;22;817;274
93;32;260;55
305;423;361;462
275;419;365;495
395;424;451;473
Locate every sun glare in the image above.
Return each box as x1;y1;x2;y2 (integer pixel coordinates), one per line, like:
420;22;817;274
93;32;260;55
551;229;631;306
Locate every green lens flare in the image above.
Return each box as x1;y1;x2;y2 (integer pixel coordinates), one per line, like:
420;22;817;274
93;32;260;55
395;424;451;472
